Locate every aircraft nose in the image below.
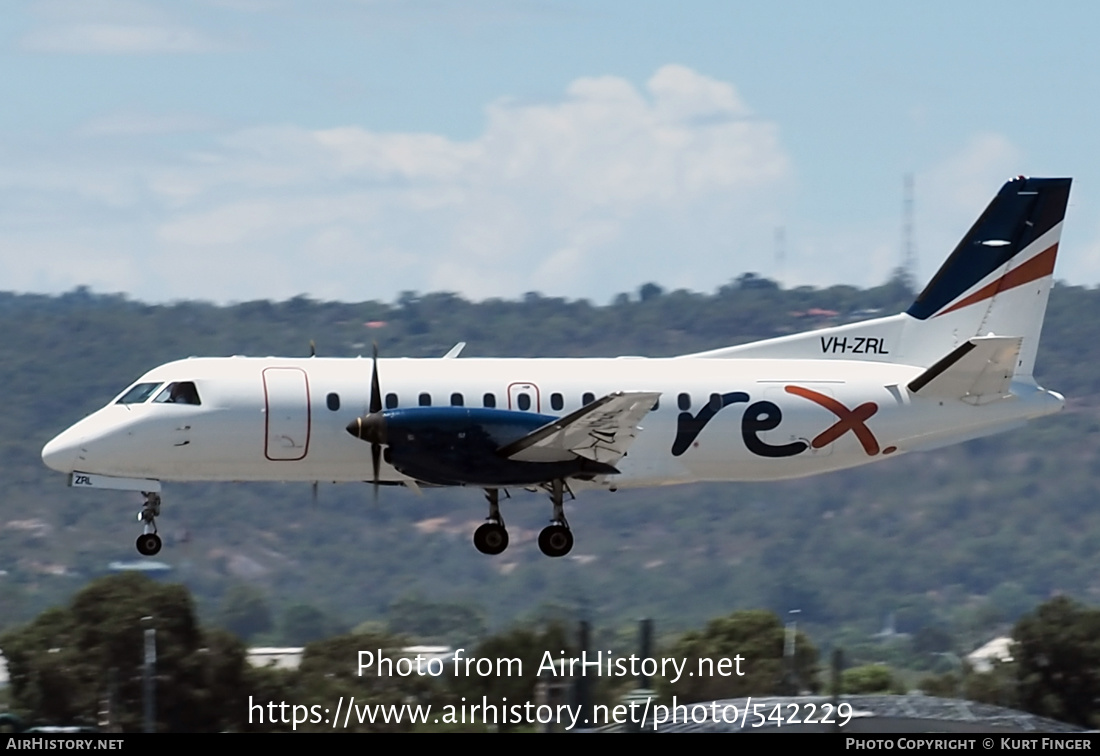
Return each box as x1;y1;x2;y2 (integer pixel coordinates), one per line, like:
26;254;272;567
42;430;81;473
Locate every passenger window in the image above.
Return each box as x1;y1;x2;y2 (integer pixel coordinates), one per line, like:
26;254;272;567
551;393;563;411
326;393;340;411
116;382;163;405
451;392;464;406
582;392;595;406
385;393;398;409
154;382;201;405
419;393;432;407
483;393;497;408
517;393;531;411
678;393;691;411
709;393;722;411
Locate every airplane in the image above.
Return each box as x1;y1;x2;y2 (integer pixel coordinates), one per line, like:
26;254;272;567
41;176;1072;559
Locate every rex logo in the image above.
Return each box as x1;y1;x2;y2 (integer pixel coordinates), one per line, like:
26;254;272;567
784;385;894;456
671;385;891;458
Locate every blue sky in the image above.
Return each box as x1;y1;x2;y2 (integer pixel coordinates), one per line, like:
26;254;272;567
2;0;1098;304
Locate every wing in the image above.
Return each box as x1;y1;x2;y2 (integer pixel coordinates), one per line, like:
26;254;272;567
496;391;661;465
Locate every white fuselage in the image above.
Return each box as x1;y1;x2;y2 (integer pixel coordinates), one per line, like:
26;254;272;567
37;176;1075;560
41;354;1064;489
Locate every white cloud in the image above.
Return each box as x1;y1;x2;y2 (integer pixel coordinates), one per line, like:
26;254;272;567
30;0;173;24
911;133;1024;283
776;134;1026;293
1056;200;1100;286
77;112;218;137
156;65;791;301
0;65;794;303
906;139;1097;303
922;133;1023;220
22;1;232;54
648;63;752;123
22;22;222;53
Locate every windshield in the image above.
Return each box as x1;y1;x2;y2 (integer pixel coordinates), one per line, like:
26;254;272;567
153;381;201;405
115;382;164;405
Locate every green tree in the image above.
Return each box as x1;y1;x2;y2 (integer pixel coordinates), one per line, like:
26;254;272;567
964;662;1019;709
387;595;486;647
657;609;818;703
841;664;895;694
0;607;93;727
917;671;961;699
280;603;346;646
293;631;436;732
239;664;297;733
217;584;273;641
447;622;575;732
1014;596;1100;728
0;573;250;732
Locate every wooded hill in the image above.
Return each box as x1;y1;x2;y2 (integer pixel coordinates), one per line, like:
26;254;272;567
1;274;1098;663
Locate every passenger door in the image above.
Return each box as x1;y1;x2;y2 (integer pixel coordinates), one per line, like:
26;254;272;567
263;367;311;460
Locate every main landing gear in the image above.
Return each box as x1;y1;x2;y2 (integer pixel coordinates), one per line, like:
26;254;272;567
473;489;509;555
135;492;162;556
538;479;573;558
471;481;575;558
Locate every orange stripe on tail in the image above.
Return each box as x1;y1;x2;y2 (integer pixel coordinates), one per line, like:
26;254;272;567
935;243;1058;318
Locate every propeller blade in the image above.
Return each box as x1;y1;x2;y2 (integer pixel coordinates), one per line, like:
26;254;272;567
347;341;384;502
371;443;381;502
369;342;382;414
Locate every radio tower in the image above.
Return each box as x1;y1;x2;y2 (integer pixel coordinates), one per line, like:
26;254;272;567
901;173;917;289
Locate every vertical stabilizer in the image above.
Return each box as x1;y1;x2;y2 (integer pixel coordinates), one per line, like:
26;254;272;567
682;176;1071;373
904;176;1071;377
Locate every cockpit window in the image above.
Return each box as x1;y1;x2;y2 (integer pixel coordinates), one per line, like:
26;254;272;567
116;382;163;404
153;381;201;405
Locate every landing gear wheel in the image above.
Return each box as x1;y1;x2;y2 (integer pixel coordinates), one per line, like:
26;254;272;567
136;533;162;556
538;525;573;558
474;488;509;555
473;523;509;555
136;491;162;556
537;479;574;557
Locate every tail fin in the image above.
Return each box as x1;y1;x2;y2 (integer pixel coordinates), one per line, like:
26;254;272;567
685;176;1071;375
903;176;1071;377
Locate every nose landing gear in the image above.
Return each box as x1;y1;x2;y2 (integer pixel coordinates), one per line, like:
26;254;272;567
135;492;162;556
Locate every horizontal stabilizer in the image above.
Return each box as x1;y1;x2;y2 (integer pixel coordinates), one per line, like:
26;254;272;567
908;336;1022;404
498;391;661;465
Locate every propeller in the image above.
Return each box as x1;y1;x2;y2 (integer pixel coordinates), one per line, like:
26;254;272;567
346;343;387;500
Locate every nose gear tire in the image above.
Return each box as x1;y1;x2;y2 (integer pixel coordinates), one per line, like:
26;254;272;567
136;533;162;556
